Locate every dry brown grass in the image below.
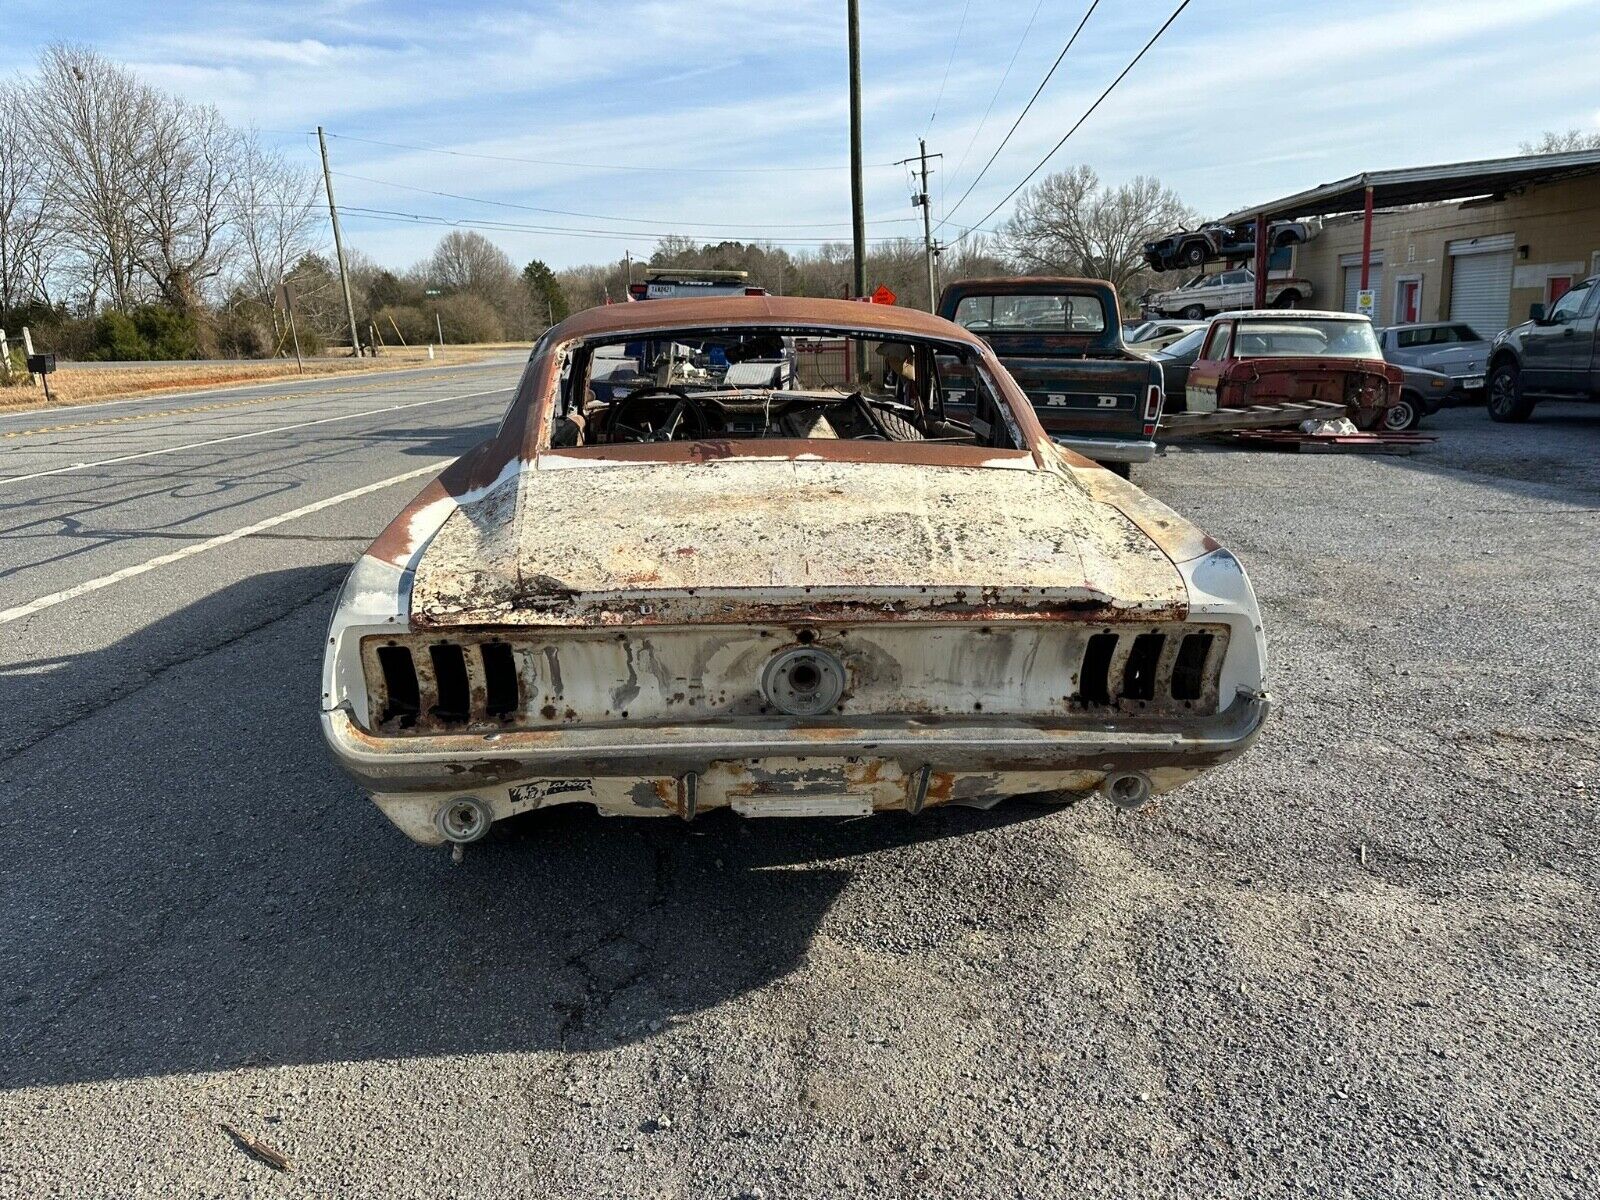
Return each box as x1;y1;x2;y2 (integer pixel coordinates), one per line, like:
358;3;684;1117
0;345;527;414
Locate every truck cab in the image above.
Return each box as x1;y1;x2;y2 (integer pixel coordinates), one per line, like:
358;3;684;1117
936;277;1164;475
1485;274;1600;422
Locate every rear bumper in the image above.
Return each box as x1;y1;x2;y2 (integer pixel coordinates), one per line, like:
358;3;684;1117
1051;434;1158;464
322;692;1270;841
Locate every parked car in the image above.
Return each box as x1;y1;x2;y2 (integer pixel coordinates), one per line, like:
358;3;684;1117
1484;274;1600;422
1385;363;1454;430
937;277;1165;476
1143;221;1316;272
1183;310;1401;429
321;296;1270;847
1376;322;1489;400
1144;269;1311;319
1127;319;1204;350
1144;326;1207;410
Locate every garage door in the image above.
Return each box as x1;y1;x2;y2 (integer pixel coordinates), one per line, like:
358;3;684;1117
1342;261;1384;314
1448;236;1513;338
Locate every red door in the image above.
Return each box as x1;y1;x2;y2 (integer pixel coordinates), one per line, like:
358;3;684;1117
1398;280;1420;323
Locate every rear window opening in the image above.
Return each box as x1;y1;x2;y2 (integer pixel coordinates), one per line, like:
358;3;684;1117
556;324;1024;454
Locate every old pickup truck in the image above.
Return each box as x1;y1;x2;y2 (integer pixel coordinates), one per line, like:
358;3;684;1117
937;277;1163;475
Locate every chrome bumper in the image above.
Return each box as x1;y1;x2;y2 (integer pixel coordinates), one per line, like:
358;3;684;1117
1051;434;1159;464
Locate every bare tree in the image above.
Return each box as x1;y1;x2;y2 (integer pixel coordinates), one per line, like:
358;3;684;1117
1519;129;1600;153
427;231;517;300
127;94;238;319
25;44;157;310
230;131;321;315
999;166;1196;298
0;82;57;315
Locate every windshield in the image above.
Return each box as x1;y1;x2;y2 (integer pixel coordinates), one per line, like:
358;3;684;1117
1156;328;1207;358
1234;319;1381;359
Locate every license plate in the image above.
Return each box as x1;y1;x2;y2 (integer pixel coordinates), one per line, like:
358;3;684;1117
1461;376;1484;389
732;795;873;818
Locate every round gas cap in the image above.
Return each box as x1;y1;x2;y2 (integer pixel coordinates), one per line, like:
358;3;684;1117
761;646;846;716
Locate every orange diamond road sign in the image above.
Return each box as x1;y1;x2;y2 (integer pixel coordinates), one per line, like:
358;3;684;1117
870;284;897;305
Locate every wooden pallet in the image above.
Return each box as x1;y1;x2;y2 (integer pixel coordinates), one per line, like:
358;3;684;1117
1159;399;1349;435
1222;429;1437;455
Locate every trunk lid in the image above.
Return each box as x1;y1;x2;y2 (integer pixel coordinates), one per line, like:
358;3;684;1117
410;456;1186;628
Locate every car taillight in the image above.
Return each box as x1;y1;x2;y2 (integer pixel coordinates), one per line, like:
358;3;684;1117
1143;384;1163;437
627;283;647;300
745;287;766;296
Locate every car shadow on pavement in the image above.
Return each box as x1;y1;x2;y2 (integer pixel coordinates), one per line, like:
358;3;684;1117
0;566;1046;1090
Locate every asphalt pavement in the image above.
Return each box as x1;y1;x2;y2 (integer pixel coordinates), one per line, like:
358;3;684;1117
1;372;1597;1198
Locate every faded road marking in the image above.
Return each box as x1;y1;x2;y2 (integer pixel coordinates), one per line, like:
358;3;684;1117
0;460;451;627
0;388;508;487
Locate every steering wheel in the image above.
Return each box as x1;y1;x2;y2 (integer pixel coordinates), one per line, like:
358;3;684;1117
608;386;710;443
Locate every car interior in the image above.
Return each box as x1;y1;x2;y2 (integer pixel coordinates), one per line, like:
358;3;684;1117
550;325;1025;450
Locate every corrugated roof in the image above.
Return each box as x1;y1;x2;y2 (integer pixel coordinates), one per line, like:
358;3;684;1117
1220;148;1600;223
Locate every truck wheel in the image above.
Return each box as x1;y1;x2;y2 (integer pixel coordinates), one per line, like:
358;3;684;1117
1183;243;1207;267
1486;363;1535;423
1272;289;1302;309
1383;393;1421;431
1181;304;1206;320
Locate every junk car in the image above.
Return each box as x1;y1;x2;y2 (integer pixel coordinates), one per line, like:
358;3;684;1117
321;297;1270;848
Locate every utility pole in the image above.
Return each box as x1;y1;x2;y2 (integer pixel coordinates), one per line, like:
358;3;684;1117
847;0;866;304
898;139;942;312
317;126;362;357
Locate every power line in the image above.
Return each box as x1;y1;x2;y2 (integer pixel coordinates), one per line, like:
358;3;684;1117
927;0;973;129
945;0;1045;188
964;0;1194;236
330;170;919;231
935;0;1099;232
322;131;902;174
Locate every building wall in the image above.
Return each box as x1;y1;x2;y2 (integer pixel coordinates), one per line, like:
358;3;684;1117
1291;174;1600;329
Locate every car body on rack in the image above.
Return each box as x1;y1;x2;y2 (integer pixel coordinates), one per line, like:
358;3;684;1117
321;295;1270;847
1144;269;1311;319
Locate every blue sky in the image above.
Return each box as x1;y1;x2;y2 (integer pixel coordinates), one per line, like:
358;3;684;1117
4;0;1598;270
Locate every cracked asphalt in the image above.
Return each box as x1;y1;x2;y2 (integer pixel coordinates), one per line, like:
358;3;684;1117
0;365;1596;1199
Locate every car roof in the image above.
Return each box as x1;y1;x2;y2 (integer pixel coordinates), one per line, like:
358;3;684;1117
1212;309;1365;321
547;295;985;347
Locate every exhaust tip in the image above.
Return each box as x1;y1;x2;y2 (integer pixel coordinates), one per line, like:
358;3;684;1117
1102;771;1152;811
435;795;493;843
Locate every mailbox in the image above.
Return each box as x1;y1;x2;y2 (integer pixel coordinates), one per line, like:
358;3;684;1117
27;352;56;375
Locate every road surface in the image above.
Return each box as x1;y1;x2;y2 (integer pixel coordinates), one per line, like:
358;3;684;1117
1;368;1596;1198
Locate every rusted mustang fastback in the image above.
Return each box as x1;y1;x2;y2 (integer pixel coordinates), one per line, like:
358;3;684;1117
322;297;1269;847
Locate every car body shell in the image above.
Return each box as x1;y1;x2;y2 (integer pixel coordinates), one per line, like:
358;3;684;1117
1183;310;1402;425
1145;270;1312;319
320;296;1269;844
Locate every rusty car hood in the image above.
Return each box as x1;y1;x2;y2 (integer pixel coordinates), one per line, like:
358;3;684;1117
409;455;1187;628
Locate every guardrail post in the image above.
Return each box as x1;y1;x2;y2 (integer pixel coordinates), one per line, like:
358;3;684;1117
0;329;12;383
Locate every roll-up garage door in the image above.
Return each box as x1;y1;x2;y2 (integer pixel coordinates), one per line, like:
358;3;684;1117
1448;235;1513;338
1341;258;1383;314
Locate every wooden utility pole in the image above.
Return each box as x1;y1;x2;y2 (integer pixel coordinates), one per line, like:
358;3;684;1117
278;282;305;373
847;0;866;304
317;126;363;357
899;140;942;311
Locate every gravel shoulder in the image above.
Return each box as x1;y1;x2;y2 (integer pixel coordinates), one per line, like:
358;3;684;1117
1;403;1596;1199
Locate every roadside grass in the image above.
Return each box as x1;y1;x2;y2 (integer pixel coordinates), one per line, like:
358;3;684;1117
0;345;529;413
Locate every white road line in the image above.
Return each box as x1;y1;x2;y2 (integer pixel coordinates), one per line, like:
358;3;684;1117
0;386;510;487
0;460;452;627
